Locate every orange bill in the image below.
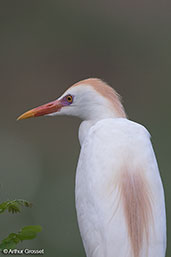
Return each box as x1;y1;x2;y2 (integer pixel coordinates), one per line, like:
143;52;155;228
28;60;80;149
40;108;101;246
17;99;62;120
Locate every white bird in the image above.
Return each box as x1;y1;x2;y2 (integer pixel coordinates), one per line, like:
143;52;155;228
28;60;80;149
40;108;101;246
17;78;166;257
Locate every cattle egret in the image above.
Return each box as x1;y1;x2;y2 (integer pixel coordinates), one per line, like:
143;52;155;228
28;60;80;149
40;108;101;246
17;78;166;257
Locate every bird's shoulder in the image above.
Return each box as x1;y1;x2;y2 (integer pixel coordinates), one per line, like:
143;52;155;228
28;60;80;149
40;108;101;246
88;118;150;141
79;118;152;161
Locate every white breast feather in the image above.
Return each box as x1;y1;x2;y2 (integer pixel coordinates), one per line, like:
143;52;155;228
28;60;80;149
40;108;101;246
75;118;166;257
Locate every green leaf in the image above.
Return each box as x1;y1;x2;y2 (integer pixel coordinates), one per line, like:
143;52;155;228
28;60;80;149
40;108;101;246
0;226;42;250
0;240;16;250
18;226;42;241
0;233;19;250
22;226;42;233
0;199;32;214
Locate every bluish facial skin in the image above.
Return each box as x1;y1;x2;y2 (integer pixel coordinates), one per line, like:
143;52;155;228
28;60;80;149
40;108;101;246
61;95;74;106
17;94;74;120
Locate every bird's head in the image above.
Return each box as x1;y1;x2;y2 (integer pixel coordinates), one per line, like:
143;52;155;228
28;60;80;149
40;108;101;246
17;78;126;121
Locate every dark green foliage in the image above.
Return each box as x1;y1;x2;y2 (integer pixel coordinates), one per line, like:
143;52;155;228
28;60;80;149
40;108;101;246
0;199;32;214
0;226;42;250
0;199;42;251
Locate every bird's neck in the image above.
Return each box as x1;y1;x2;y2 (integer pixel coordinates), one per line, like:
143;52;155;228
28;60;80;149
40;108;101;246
78;105;126;145
78;120;96;145
79;116;117;145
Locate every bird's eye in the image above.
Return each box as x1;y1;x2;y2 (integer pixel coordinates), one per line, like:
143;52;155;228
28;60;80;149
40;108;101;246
66;95;73;103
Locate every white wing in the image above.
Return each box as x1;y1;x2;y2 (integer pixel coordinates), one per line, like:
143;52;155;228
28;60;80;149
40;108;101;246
75;118;166;257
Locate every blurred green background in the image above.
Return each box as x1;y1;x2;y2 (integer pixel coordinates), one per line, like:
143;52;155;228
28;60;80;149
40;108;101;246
0;1;170;256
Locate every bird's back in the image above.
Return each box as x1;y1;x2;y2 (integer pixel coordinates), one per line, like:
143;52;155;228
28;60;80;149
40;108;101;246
75;118;166;257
